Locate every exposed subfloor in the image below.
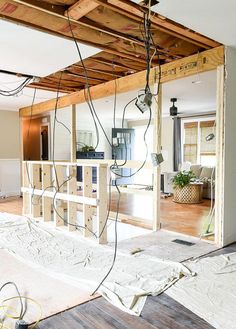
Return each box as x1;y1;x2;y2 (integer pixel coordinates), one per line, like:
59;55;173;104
37;244;236;329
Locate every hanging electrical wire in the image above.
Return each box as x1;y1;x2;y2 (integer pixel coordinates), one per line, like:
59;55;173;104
65;11;115;150
0;77;33;97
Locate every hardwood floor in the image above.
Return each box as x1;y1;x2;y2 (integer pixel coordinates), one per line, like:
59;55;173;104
37;243;236;329
37;293;214;329
0;196;22;215
110;191;212;238
0;196;225;328
0;193;212;238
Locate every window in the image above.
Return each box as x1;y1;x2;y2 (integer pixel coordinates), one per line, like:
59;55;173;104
183;122;198;164
182;118;216;166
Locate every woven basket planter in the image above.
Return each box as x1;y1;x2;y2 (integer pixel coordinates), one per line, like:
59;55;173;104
173;183;203;204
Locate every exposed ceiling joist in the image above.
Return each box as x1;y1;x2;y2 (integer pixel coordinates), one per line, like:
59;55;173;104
93;0;220;49
0;0;221;94
0;0;150;50
19;46;224;117
73;65;123;78
66;0;99;20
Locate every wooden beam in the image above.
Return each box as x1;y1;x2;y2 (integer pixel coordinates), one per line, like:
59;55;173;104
53;165;65;226
96;0;220;49
42;164;52;221
22;162;31;215
153;82;162;231
215;64;225;247
83;166;94;238
66;0;99;20
2;0;149;52
20;46;224;117
64;71;107;83
91;58;138;71
31;163;41;218
71;104;77;162
97;164;108;244
73;64;124;78
67;165;77;232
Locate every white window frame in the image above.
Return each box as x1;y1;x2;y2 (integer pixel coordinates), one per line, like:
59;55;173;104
181;116;216;165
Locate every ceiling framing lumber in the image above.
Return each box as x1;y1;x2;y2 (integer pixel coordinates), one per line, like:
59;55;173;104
0;0;221;94
0;0;152;50
73;65;123;78
93;0;220;49
66;0;99;20
19;46;224;117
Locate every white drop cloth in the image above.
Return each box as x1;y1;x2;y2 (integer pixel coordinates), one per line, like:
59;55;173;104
0;213;192;316
166;253;236;329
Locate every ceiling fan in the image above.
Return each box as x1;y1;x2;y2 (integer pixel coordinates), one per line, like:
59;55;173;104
169;98;179;116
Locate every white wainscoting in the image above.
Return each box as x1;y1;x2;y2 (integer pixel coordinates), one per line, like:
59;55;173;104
0;159;21;197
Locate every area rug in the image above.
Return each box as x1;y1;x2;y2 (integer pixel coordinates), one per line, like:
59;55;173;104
166;252;236;329
0;212;193;317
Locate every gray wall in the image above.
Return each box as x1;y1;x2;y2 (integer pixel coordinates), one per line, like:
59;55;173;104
223;47;236;245
222;47;236;245
0;110;20;159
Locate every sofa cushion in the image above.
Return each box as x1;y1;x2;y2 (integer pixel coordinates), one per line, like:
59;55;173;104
199;167;214;180
190;165;202;178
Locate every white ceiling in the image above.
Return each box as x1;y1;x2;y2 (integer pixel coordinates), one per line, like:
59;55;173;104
0;73;65;111
0;2;221;112
77;70;216;120
0;19;100;77
131;0;236;46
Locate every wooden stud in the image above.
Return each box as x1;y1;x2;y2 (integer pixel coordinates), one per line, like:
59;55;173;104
42;164;52;221
53;165;65;226
31;163;41;218
67;165;77;232
71;104;77;162
82;166;94;238
215;65;225;247
22;162;31;215
66;0;99;20
97;164;108;244
20;46;225;117
153;81;162;231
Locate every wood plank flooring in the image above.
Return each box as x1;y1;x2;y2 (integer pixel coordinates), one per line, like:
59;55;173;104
111;192;212;237
0;196;22;215
37;294;215;329
0;193;212;238
37;244;236;329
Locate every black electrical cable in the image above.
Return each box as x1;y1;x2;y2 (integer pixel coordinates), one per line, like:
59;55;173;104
91;179;120;295
0;77;33;97
66;12;114;150
50;65;114;240
0;282;25;320
110;102;152;178
25;3;158;298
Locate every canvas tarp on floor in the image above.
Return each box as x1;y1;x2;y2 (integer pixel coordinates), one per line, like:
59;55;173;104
0;213;193;317
166;253;236;329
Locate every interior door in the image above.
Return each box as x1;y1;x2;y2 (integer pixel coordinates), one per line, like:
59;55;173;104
40;125;49;160
112;128;135;185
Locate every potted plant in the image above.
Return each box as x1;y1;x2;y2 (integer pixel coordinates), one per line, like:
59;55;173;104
172;171;202;204
81;145;95;153
172;170;196;189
